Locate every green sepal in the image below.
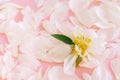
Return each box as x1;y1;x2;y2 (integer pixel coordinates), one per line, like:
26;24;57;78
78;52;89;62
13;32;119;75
51;34;74;45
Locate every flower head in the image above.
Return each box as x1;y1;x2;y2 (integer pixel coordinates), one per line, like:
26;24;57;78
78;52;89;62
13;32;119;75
51;28;105;75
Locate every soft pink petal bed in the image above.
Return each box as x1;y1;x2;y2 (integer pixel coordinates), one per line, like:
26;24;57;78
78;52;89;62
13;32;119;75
0;0;120;80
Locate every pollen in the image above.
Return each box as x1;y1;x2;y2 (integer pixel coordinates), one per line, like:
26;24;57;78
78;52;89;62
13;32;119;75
72;35;92;56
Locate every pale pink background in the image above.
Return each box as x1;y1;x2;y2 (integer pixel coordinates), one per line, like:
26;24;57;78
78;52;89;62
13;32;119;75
0;0;116;80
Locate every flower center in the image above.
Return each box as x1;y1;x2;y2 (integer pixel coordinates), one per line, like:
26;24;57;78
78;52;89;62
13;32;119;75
72;35;92;56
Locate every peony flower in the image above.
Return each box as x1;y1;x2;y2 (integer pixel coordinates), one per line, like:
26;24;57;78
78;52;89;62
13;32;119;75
51;27;105;75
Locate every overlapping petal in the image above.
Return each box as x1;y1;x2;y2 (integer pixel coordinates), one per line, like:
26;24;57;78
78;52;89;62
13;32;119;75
83;66;113;80
48;66;79;80
111;58;120;80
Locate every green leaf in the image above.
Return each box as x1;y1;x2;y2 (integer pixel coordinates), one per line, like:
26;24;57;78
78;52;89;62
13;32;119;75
51;34;74;45
75;55;82;67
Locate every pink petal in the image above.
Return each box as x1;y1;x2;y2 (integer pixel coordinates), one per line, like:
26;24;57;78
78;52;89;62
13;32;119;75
48;66;80;80
111;58;120;80
91;66;113;80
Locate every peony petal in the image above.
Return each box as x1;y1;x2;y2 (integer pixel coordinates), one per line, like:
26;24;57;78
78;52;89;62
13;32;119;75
50;2;69;23
98;27;120;41
18;54;40;70
7;66;35;80
20;34;59;62
95;49;110;63
69;0;91;12
88;38;105;55
108;44;120;58
64;54;77;75
47;44;71;62
80;57;100;68
48;66;80;80
111;58;120;80
35;0;44;8
0;3;22;20
42;20;57;34
3;51;16;70
27;68;49;80
21;6;43;30
103;1;120;26
20;35;51;53
55;21;74;38
82;73;91;80
35;0;57;19
91;66;113;80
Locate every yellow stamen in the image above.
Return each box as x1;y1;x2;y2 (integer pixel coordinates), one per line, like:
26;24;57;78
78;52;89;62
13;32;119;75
71;45;78;56
72;35;92;56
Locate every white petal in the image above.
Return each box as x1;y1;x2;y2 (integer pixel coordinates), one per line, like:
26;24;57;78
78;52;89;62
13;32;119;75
80;58;100;68
20;34;61;62
94;21;115;29
95;49;110;63
92;6;107;23
20;35;52;55
69;0;91;12
108;44;120;57
103;1;120;26
72;27;84;37
98;27;120;41
69;16;82;27
42;20;57;34
55;22;74;38
36;0;57;19
50;2;69;23
47;44;71;62
64;54;77;75
89;38;105;55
